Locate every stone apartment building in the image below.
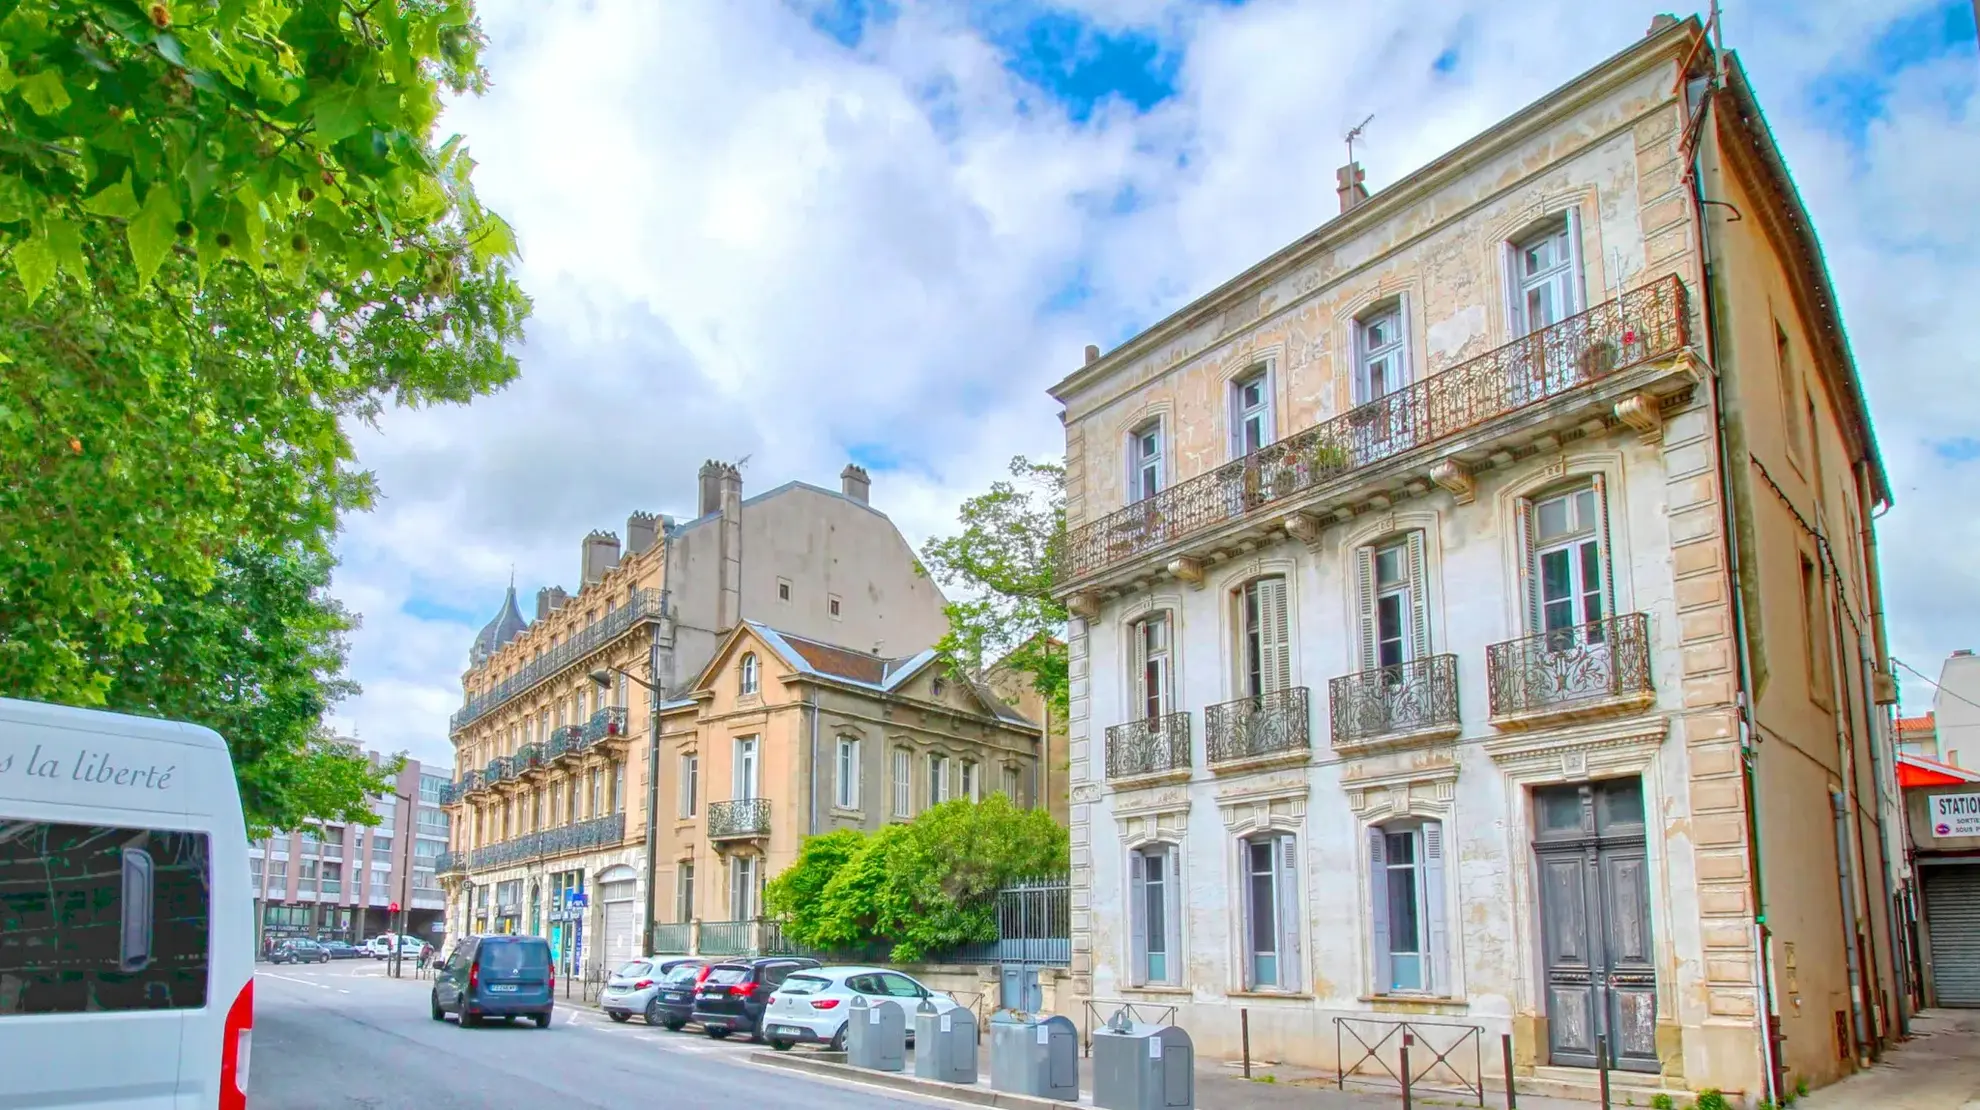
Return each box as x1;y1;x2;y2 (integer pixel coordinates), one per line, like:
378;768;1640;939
437;461;953;973
646;621;1043;956
1048;16;1900;1104
250;757;452;948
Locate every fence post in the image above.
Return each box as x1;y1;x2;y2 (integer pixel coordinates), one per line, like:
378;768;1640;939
1241;1008;1251;1079
1400;1031;1414;1110
1597;1035;1611;1110
1502;1032;1517;1109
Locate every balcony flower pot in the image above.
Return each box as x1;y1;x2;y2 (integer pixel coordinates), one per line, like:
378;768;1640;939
1311;440;1350;474
1579;337;1619;379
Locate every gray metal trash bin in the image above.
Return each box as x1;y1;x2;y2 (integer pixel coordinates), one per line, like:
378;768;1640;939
914;998;978;1084
846;996;906;1072
989;1011;1079;1102
1091;1009;1193;1110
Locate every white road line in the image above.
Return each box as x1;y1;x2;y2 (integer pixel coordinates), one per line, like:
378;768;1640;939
258;972;330;990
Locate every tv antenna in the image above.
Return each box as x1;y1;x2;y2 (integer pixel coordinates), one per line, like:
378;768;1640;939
1345;114;1374;163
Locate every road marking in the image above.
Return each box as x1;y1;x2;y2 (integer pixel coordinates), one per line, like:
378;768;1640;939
258;972;329;990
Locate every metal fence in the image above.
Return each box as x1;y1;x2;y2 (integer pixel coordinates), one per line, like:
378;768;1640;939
928;874;1070;966
698;920;754;957
1334;1016;1486;1106
650;922;692;955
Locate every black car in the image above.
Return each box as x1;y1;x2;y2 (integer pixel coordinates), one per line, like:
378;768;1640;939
643;959;711;1030
270;939;330;965
690;957;819;1040
320;940;362;959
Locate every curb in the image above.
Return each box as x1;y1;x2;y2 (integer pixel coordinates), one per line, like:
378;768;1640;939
750;1051;1081;1109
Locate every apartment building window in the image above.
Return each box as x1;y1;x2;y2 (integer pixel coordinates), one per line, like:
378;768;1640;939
1130;844;1180;986
680;754;699;817
1524;483;1608;639
1231;367;1272;457
300;859;319;883
1369;821;1447;995
1355;302;1408;404
531;790;543;832
677;862;695;922
835;737;860;810
1510;216;1581;335
740;653;759;697
1802;554;1834;707
565;778;579;825
1002;765;1022;804
1356;535;1429;669
1129;420;1164;503
617;672;630;711
1237;577;1291;698
1777;322;1808;466
729;855;758;921
928;754;951;806
777;578;792;602
892;748;912;818
1132;613;1173;720
370;834;393;856
589;769;603;818
320;862;341;895
734;737;760;800
549;787;561;827
613;762;625;813
269;860;287;883
960;760;979;802
828;595;842;619
1242;832;1300;990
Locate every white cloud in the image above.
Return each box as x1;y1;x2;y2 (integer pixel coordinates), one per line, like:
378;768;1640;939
330;0;1979;768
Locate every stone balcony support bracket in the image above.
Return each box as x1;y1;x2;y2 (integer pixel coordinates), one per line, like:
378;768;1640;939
1614;392;1665;445
1429;459;1476;505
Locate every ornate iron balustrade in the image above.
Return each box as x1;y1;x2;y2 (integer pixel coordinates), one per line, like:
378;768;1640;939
1105;712;1192;779
1055;276;1689;583
708;798;772;840
434;851;465;876
1486;612;1652;718
1206;687;1312;763
456;769;486;799
1329;656;1461;746
465;812;626;871
544;728;571;761
514;742;545;774
585;706;629;744
451;588;667;734
484;756;512;784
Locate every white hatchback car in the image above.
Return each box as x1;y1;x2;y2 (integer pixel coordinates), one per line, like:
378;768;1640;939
760;966;962;1052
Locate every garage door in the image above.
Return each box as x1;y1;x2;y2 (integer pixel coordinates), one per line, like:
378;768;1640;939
1925;865;1980;1007
599;878;637;971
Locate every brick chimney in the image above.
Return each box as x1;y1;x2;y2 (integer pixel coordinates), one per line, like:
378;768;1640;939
697;459;728;518
1337;162;1369;215
535;586;569;620
841;463;871;505
625;511;659;557
582;530;620;585
1084;344;1100;365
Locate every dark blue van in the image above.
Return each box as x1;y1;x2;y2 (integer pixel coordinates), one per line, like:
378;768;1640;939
430;936;555;1028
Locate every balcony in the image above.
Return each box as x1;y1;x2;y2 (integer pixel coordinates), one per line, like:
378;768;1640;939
1054;277;1691;593
514;742;545;776
1105;712;1192;781
1329;655;1462;750
452;588;667;734
453;769;487;800
584;706;629;746
434;851;465;877
1486;613;1653;728
464;812;627;871
1205;687;1312;769
708;798;772;841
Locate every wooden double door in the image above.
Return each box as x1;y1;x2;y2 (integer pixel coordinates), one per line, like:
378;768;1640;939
1534;777;1660;1073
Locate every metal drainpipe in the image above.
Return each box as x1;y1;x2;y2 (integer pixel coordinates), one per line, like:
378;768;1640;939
807;689;820;837
1813;519;1874;1062
1830;548;1891;1056
1856;459;1911;1036
1832;786;1871;1063
1685;63;1782;1106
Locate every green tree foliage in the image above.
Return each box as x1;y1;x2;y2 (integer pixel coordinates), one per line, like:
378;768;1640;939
0;0;528;829
766;795;1070;962
919;457;1067;718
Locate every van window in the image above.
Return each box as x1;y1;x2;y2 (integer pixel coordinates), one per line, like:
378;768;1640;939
480;940;548;975
0;821;211;1015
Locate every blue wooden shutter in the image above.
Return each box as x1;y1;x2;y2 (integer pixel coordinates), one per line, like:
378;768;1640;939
1368;828;1391;993
1130;850;1149;986
1423;821;1450;996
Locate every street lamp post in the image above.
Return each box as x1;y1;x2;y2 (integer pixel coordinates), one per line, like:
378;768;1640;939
591;628;665;957
390;789;413;979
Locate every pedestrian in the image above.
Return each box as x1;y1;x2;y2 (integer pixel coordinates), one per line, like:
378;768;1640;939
417;942;432;972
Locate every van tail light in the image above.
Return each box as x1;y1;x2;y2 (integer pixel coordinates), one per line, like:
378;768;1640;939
549;967;556;993
810;998;841;1010
469;961;480;992
219;979;253;1110
732;981;757;999
633;979;654;990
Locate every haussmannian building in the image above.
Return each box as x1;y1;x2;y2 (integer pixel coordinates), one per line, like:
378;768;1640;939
1048;16;1901;1104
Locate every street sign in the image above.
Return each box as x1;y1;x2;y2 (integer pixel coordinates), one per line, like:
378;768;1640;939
1932;792;1980;837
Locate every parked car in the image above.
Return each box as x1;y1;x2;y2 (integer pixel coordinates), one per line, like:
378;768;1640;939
320;940;363;960
761;966;960;1052
430;935;556;1028
643;960;715;1031
600;957;706;1025
690;957;820;1040
269;939;331;965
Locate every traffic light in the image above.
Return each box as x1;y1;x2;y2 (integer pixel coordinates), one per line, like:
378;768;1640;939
388;902;399;914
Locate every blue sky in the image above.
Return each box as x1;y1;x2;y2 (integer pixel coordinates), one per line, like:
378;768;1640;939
332;0;1980;764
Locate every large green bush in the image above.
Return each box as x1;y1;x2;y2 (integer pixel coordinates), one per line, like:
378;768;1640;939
766;795;1069;962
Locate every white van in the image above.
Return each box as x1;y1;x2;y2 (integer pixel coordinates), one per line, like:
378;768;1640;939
0;697;254;1110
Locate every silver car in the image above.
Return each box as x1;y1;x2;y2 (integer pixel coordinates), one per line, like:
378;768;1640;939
600;956;702;1024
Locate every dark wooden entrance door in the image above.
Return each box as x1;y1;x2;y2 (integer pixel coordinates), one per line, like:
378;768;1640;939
1534;777;1659;1073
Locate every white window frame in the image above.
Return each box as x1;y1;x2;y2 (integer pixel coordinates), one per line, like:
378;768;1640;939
1368;819;1449;996
676;861;695;922
836;736;860;810
1002;764;1022;804
1240;832;1300;991
1132;612;1173;721
1128;420;1165;504
1354;300;1409;405
1237;577;1291;699
729;855;757;921
892;748;912;818
1129;843;1182;986
739;652;760;696
928;753;951;806
1230;367;1273;458
734;736;759;801
1527;483;1608;637
1507;213;1584;337
960;760;979;803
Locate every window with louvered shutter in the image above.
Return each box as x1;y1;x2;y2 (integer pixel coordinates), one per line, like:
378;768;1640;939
1133;614;1172;720
1239;577;1291;698
1405;531;1432;659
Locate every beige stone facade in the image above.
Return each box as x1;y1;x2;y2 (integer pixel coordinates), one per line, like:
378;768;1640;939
1047;16;1898;1105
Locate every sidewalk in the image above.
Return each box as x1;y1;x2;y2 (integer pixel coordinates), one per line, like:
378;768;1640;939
1793;1009;1980;1110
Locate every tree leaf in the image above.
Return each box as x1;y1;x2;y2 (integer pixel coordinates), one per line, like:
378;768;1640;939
83;174;142;219
17;70;71;116
44;216;85;279
12;233;55;305
311;84;368;145
127;182;183;286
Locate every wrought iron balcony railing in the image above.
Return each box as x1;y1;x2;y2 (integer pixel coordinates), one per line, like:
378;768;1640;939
456;769;486;799
1105;712;1192;779
486;755;514;784
1329;655;1461;747
514;742;545;774
1054;276;1689;584
585;705;629;744
1486;613;1652;719
452;588;667;734
465;812;626;871
434;851;465;876
1206;687;1312;764
708;798;772;840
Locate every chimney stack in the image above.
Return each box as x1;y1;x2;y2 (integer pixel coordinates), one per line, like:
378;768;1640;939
1336;162;1369;215
582;530;621;585
841;463;871;505
1084;344;1100;365
697;460;725;518
535;586;569;620
625;511;660;557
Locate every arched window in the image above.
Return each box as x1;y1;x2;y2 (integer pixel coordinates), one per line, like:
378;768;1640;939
1129;843;1180;986
739;652;760;696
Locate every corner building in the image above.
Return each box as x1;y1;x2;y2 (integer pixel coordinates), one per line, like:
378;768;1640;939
1050;17;1902;1103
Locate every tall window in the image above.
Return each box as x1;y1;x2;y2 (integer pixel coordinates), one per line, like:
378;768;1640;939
1802;554;1834;704
1130;421;1164;503
1231;369;1271;456
676;862;695;923
734;736;759;800
1133;613;1172;720
531;790;543;831
739;653;759;696
1777;322;1807;465
680;754;699;817
1528;485;1607;637
892;748;912;818
1511;218;1579;335
589;769;603;818
960;760;979;802
613;762;625;813
1130;844;1180;986
928;754;951;806
836;737;860;809
1238;577;1291;699
1242;833;1300;990
1369;821;1447;995
1356;303;1407;403
729;856;761;920
566;778;579;825
1356;535;1429;671
1002;765;1022;804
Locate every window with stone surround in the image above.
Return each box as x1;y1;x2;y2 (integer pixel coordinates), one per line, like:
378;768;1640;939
1128;419;1165;504
1129;843;1181;986
1230;366;1273;457
1368;819;1448;996
1241;831;1300;991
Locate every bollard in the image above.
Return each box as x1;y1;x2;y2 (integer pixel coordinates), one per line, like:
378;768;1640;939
1400;1031;1413;1110
1597;1035;1611;1109
1501;1032;1517;1109
1241;1009;1251;1079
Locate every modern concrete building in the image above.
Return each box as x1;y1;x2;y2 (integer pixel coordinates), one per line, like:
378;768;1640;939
1932;650;1980;769
250;754;451;948
437;461;954;976
1047;16;1899;1104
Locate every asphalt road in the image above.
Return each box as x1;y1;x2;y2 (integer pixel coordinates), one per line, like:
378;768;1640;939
248;959;949;1110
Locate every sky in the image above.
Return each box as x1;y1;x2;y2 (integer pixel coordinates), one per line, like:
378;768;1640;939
327;0;1980;771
